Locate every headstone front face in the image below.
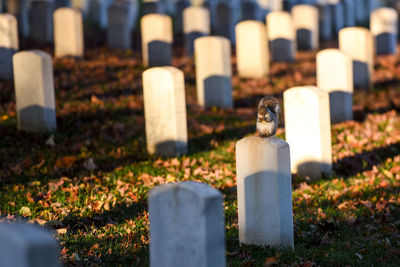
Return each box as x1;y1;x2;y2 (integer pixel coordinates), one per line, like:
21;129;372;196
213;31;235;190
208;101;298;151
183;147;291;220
236;136;294;248
292;4;318;51
0;14;18;80
339;27;374;89
13;50;57;133
370;7;398;55
317;3;333;41
143;67;187;156
342;0;355;27
141;14;173;67
54;8;84;58
284;86;332;180
183;6;210;56
215;2;236;44
317;49;353;124
235;20;269;79
30;0;54;43
0;223;59;267
330;1;344;35
195;36;232;109
149;181;225;267
7;0;29;37
266;11;295;62
88;0;111;29
107;1;137;50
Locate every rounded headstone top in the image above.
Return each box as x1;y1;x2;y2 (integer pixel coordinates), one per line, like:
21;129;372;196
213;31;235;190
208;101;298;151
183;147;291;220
0;223;57;247
149;181;222;200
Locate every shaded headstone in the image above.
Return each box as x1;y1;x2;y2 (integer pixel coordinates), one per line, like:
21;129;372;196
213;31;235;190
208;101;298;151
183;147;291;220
183;6;210;56
30;0;54;43
317;49;353;124
141;14;173;67
241;0;261;21
54;7;84;58
342;0;355;27
236;136;294;248
194;36;232;109
107;0;137;50
235;20;269;79
88;0;112;29
0;14;18;80
142;0;162;15
292;4;318;51
284;86;332;180
54;0;71;9
149;181;225;267
266;11;295;62
330;0;344;35
215;2;236;44
370;7;398;55
7;0;29;37
0;223;59;267
174;0;190;33
13;50;56;133
317;3;333;40
339;27;374;89
142;67;187;156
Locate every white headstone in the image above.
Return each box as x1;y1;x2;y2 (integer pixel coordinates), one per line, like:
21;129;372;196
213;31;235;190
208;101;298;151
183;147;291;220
236;136;294;248
235;20;269;79
0;14;18;80
53;8;84;58
30;0;54;43
183;6;210;56
370;7;398;55
266;11;296;62
284;86;332;180
339;27;374;89
317;49;353;124
142;67;187;156
13;50;57;133
292;4;318;51
107;1;137;50
194;36;232;109
0;223;59;267
141;14;173;67
149;181;225;267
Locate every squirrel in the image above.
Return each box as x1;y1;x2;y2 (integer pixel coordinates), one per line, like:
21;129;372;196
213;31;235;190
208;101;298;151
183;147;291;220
256;96;280;138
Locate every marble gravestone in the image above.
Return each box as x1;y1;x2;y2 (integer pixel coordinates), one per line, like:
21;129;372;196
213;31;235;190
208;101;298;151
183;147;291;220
0;14;18;80
141;14;173;67
142;67;187;156
235;20;269;79
266;11;295;62
370;7;398;55
0;223;59;267
292;4;318;51
183;6;210;56
339;27;374;89
149;182;225;267
317;49;353;124
194;36;232;109
284;86;332;180
13;50;57;133
236;136;294;248
54;7;84;58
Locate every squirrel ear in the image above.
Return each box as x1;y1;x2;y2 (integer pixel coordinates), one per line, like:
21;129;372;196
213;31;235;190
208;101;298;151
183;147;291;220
274;102;280;115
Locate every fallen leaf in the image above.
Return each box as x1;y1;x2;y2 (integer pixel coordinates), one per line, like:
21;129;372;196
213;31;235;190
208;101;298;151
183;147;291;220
263;256;279;267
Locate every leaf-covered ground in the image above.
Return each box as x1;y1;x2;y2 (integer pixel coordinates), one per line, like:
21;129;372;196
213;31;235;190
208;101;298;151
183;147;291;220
1;31;400;266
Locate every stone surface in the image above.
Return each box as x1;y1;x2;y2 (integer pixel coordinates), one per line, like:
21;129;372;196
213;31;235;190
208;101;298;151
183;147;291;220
241;0;261;21
54;8;84;58
0;223;59;267
13;50;56;133
194;36;232;109
149;181;225;267
88;0;111;29
292;4;318;51
215;2;236;44
236;136;294;248
30;0;54;43
317;3;333;41
141;14;173;67
7;0;29;37
330;1;344;35
107;0;137;50
183;6;210;56
235;20;269;79
284;86;332;180
370;7;398;55
0;14;18;80
174;0;190;33
342;0;355;27
317;49;353;124
266;11;295;62
339;27;374;89
142;67;187;156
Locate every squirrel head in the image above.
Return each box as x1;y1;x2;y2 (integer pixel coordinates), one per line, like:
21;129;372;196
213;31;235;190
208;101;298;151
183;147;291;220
257;96;280;122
